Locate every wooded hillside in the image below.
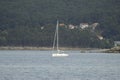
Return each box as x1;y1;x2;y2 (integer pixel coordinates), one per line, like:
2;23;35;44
0;0;119;48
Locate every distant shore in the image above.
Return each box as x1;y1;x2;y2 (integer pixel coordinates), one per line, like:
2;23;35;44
0;46;109;53
0;46;102;50
0;46;119;53
0;46;52;50
0;46;90;50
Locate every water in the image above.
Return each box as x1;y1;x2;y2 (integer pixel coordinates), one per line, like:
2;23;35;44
0;50;120;80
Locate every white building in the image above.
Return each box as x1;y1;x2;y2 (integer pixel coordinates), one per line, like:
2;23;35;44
80;23;89;29
91;23;99;30
97;35;103;40
68;24;77;29
114;41;120;47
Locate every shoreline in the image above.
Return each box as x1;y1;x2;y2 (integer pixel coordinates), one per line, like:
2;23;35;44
0;46;103;50
105;46;120;53
0;46;52;50
0;46;109;53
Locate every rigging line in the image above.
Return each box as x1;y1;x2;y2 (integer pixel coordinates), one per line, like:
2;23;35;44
53;22;57;50
57;20;59;51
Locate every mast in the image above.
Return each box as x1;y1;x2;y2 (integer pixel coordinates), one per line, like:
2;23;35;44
57;20;59;51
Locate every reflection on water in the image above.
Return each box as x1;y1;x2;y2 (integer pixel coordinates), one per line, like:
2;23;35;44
0;50;120;80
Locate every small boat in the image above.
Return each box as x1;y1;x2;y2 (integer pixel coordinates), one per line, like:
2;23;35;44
52;20;69;57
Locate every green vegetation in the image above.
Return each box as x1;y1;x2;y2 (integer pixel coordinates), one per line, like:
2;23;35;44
0;0;119;48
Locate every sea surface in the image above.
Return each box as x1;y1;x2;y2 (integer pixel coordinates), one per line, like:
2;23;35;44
0;50;120;80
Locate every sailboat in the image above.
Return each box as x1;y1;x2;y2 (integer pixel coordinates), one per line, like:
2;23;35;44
52;20;69;57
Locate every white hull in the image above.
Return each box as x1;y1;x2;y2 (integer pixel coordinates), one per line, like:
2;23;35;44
52;53;69;57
